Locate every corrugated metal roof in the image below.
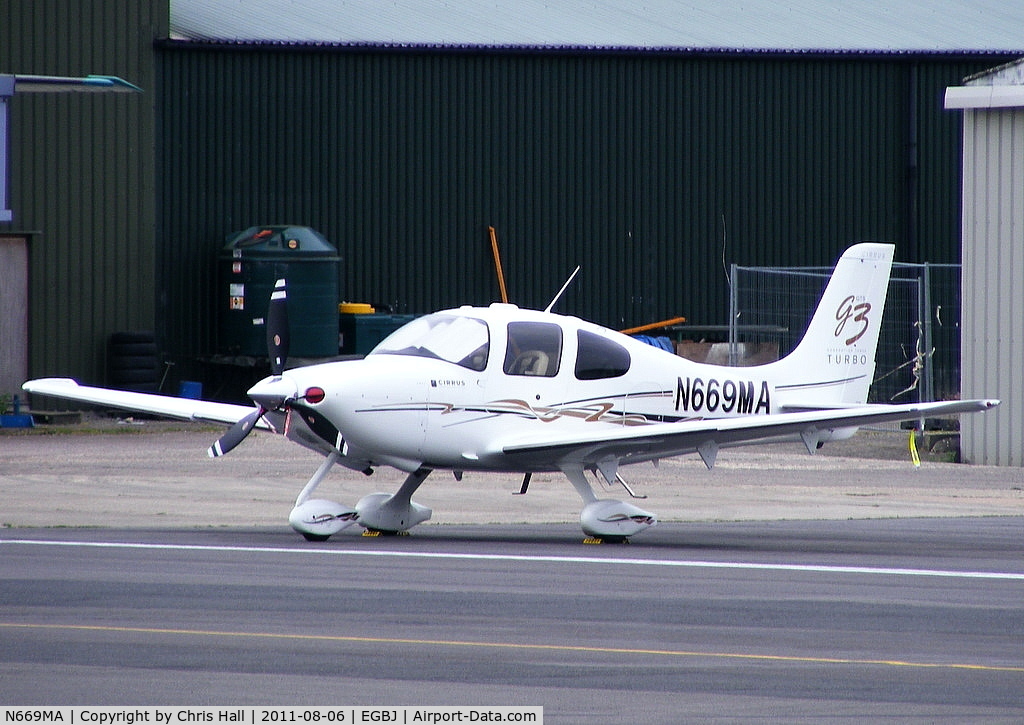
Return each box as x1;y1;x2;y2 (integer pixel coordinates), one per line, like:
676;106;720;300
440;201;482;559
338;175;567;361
170;0;1024;52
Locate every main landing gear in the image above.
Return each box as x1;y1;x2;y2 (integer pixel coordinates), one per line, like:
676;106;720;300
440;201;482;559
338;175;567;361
561;465;658;543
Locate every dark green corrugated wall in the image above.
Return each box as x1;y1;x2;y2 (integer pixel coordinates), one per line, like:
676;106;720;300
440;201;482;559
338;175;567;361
1;3;1013;399
1;0;165;389
156;45;1010;385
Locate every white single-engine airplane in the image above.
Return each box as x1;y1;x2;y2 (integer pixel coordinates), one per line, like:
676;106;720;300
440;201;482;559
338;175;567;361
24;243;998;541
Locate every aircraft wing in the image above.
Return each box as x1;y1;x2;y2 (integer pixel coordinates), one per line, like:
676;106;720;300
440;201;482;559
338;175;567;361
22;378;269;429
498;399;999;470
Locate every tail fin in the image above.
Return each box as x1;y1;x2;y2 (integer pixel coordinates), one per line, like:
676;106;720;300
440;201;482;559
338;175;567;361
770;242;895;406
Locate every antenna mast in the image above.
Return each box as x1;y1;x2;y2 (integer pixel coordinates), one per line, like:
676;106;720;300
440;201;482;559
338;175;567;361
544;266;581;313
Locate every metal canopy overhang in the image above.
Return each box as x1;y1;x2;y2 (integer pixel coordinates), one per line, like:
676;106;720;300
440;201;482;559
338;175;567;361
945;85;1024;110
9;74;143;94
0;74;141;222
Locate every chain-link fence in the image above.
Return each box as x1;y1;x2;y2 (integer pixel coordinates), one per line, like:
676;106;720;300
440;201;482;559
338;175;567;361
729;260;961;404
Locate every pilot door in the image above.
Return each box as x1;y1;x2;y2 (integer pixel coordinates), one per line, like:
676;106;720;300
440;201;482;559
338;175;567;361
501;320;570;411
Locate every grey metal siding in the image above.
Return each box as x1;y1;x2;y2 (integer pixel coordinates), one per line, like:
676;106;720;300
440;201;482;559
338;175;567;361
156;47;1007;387
960;107;1024;467
1;0;165;390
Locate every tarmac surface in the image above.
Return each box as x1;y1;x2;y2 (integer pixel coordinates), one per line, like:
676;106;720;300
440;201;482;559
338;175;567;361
2;519;1024;718
3;417;1024;719
2;416;1023;530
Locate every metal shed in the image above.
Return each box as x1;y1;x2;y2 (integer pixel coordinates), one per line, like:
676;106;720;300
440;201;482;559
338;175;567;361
946;59;1024;466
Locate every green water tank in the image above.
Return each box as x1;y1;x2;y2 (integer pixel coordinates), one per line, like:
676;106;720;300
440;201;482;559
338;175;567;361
219;225;341;358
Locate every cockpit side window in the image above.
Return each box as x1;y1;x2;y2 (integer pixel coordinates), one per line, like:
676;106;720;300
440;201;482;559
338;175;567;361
575;329;631;380
370;313;489;371
503;321;562;377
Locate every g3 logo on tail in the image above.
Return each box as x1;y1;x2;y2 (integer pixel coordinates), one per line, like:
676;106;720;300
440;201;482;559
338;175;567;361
835;295;871;345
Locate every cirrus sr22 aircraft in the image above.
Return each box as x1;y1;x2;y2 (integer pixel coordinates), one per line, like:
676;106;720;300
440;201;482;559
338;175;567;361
23;243;998;542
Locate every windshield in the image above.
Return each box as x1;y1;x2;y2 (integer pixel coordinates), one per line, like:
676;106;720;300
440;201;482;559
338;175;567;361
369;313;490;371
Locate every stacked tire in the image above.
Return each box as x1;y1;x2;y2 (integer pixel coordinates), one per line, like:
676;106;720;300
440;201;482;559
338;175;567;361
107;331;160;392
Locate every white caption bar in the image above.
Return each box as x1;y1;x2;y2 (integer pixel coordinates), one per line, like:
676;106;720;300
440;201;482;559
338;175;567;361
0;708;542;725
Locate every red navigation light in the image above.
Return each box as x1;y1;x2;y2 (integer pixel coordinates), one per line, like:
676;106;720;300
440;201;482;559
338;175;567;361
304;387;326;404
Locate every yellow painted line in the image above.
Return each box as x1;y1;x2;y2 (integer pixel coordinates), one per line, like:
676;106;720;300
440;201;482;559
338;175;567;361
3;622;1023;673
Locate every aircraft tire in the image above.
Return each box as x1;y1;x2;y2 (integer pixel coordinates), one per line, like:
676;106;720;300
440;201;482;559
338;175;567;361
301;532;332;542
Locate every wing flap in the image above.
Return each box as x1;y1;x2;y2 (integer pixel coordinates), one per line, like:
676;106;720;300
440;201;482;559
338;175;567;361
22;378;267;428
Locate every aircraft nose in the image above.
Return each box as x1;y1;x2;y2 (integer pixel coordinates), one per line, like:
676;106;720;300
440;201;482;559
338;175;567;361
247;374;297;410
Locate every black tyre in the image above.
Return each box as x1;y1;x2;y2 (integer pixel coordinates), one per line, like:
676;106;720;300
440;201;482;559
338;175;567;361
108;331;160;392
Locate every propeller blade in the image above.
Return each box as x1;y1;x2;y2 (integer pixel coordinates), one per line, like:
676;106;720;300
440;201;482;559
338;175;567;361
208;407;264;458
209;281;293;458
290;403;346;451
267;278;290;376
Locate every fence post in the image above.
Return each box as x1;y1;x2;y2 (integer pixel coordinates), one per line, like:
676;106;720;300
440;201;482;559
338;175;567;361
729;263;739;366
921;263;935;403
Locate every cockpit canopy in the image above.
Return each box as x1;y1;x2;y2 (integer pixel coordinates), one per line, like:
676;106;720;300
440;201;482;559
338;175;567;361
371;311;631;380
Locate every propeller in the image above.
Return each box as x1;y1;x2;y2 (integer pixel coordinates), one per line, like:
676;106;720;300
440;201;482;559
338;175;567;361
208;407;264;458
267;278;290;376
289;401;346;452
208;278;291;458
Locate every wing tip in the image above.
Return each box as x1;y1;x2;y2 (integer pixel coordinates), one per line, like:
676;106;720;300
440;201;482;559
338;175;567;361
22;377;80;392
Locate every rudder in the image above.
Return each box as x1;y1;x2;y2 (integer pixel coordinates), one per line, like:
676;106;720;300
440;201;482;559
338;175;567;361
770;242;895;406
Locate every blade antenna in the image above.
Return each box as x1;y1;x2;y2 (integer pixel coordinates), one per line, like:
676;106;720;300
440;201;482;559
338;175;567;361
544;266;581;313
